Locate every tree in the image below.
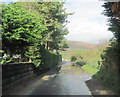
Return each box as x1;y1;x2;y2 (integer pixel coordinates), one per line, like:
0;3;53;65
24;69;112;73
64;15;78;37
18;2;71;52
35;2;72;51
1;1;72;65
96;2;120;93
2;2;47;63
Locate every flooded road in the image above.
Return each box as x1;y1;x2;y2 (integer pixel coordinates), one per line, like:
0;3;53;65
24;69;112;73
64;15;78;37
23;61;92;95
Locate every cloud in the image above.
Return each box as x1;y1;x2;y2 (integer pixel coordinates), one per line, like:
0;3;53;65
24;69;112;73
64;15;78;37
66;19;113;43
64;0;113;44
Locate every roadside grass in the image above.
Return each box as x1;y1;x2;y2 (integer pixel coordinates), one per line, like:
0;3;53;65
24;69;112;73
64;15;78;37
82;65;98;75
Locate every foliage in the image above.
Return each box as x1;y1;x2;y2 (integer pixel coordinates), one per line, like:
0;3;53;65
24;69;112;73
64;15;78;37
1;1;71;68
75;55;86;66
2;3;46;59
20;2;72;51
71;56;77;62
75;60;86;66
36;46;62;71
94;39;119;93
1;57;13;64
94;2;120;93
0;50;13;64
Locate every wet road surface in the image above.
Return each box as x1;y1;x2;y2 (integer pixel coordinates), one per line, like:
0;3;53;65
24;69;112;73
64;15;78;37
22;61;92;95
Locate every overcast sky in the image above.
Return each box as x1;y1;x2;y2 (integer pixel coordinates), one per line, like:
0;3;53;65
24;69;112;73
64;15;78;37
64;0;113;44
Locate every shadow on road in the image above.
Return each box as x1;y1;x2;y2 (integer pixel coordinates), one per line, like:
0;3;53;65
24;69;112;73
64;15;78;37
3;61;94;95
3;62;62;95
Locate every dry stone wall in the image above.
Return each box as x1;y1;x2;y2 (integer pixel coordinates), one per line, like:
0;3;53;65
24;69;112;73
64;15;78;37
2;63;36;90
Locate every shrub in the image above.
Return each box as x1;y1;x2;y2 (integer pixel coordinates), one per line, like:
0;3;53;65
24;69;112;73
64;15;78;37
0;50;13;64
71;56;77;62
1;58;13;64
76;60;86;66
94;40;119;93
37;46;62;71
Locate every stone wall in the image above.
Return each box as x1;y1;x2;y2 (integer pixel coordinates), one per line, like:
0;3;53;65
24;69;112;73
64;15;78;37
2;63;36;90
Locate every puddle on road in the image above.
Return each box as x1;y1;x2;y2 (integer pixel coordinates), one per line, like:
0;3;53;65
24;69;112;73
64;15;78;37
54;63;92;95
58;63;92;81
59;64;86;74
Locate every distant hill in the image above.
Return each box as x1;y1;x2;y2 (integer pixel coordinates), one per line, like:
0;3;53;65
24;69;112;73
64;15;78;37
67;40;96;50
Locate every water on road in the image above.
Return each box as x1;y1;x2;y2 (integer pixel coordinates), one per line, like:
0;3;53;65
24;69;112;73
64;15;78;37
23;61;92;95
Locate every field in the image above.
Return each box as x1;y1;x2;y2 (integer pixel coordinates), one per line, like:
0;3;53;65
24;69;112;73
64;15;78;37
62;46;106;75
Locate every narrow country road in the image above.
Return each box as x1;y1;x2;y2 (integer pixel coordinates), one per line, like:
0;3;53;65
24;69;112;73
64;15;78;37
5;61;92;96
19;61;92;95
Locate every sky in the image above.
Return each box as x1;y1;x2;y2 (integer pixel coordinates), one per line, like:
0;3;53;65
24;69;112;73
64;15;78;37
64;0;113;44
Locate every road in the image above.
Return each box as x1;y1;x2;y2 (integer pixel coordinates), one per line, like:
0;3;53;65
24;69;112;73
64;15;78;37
19;61;92;95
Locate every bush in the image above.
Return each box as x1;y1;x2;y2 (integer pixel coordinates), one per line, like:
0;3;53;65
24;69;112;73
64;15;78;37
71;56;77;62
76;60;86;66
1;57;13;64
94;40;119;93
36;46;62;71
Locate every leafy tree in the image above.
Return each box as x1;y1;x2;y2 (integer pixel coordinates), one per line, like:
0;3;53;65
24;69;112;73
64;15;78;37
35;2;72;51
1;1;71;66
95;2;120;93
2;2;47;63
18;2;71;52
102;2;120;65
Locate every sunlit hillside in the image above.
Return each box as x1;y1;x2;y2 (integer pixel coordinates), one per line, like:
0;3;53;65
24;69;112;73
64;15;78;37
67;40;96;50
